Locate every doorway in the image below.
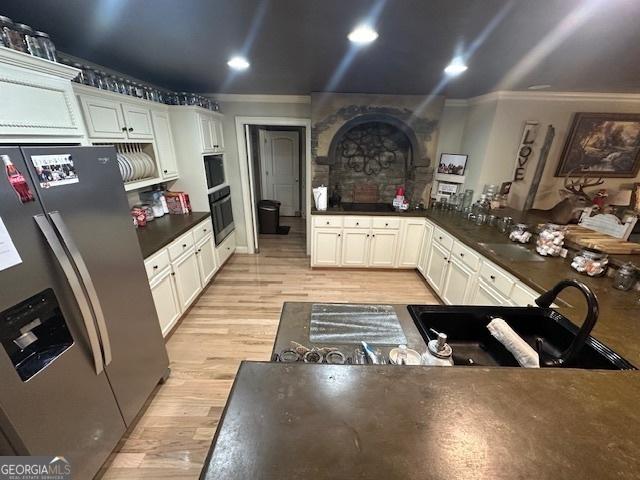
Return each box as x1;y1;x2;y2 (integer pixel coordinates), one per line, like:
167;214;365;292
256;127;302;217
235;117;311;255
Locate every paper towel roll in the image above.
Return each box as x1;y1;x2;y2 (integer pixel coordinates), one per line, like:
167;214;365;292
313;186;327;211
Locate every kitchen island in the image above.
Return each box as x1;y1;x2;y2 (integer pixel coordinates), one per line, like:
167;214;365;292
200;302;640;480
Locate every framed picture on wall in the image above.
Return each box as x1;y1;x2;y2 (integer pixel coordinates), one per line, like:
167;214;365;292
555;112;640;178
437;153;468;176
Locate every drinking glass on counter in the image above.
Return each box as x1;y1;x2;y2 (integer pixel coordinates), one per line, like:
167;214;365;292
613;263;637;291
497;216;513;233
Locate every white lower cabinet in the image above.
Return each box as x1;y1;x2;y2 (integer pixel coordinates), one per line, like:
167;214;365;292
196;235;217;286
425;241;450;294
398;219;425;267
417;221;434;276
341;230;370;267
311;216;419;268
149;268;181;336
470;279;510;306
368;230;399;267
312;229;342;266
417;219;543;307
216;231;237;267
441;258;475;305
173;248;202;311
144;217;229;337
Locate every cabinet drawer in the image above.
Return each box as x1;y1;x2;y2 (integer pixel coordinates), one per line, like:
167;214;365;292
433;227;454;251
313;216;343;228
144;249;171;280
343;216;371;229
479;261;515;297
372;217;400;229
168;231;195;260
510;283;540;307
451;241;480;271
193;218;213;243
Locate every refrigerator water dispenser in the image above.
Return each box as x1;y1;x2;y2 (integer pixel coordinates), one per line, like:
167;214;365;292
0;289;74;381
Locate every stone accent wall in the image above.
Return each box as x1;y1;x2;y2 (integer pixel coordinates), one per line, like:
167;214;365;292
311;93;444;205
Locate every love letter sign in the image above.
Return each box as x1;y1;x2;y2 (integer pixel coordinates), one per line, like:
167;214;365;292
513;121;538;182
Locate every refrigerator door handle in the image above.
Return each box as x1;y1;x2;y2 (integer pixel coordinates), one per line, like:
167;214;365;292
48;211;113;367
34;214;104;374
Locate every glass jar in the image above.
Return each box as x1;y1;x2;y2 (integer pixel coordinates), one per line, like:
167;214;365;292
1;16;28;52
33;30;57;61
140;203;155;222
536;223;566;257
15;24;41;57
613;263;637;291
475;212;487;226
497;216;513;234
509;223;532;243
95;71;109;90
571;249;608;277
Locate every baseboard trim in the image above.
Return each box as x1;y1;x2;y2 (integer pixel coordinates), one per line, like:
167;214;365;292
235;246;249;254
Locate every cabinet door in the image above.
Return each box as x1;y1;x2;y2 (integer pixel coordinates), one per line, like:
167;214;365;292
312;228;342;266
398;219;426;268
471;280;510;306
510;283;539;307
198;114;214;152
441;258;475;305
121;104;154;139
368;230;399;268
79;96;127;139
173;249;202;310
425;241;449;294
417;221;434;276
151;110;179;178
196;235;218;286
149;268;181;336
212;118;225;152
341;229;370;267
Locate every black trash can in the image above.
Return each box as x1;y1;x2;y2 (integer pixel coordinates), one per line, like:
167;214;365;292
258;199;281;234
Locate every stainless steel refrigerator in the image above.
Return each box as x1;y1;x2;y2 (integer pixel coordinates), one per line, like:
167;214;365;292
0;146;169;479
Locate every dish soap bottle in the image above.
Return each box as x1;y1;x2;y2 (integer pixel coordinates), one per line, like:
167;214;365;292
421;332;454;366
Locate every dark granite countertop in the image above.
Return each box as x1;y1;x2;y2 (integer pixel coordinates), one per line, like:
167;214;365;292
424;209;640;367
271;302;426;360
136;211;210;258
311;206;429;217
201;361;640;480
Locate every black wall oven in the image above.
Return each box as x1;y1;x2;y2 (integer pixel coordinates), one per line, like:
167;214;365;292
204;154;225;190
209;185;234;245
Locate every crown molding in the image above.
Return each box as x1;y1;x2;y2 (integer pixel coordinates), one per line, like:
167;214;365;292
209;93;311;104
443;98;469;107
0;46;80;81
464;89;640;105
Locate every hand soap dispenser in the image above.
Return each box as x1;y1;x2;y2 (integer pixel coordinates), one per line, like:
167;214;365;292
422;332;454;366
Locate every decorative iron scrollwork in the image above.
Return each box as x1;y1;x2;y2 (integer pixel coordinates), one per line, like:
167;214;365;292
338;123;407;176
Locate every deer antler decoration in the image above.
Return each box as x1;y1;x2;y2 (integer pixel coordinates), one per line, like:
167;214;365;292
563;168;604;196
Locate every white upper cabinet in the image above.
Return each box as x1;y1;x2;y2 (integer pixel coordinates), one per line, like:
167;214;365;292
0;48;88;140
151;110;179;179
121;103;154;139
198;112;224;154
79;95;127;139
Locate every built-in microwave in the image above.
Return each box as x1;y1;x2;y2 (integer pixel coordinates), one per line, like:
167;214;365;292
204;154;225;190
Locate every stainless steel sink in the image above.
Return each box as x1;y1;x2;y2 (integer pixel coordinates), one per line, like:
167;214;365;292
479;242;544;262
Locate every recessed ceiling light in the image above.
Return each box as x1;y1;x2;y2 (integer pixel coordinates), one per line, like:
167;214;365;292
227;56;250;70
444;57;468;76
527;84;551;90
348;25;378;44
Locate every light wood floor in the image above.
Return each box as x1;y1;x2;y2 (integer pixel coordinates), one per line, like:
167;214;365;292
101;217;438;479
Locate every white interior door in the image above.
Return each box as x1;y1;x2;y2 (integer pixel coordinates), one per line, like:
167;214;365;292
260;130;300;216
